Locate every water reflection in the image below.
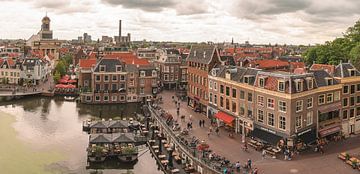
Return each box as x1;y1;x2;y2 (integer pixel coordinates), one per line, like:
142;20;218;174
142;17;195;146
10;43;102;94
0;96;162;174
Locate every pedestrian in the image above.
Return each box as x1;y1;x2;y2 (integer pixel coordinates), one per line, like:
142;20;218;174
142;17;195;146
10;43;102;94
319;145;324;154
252;168;258;174
199;120;202;127
235;161;241;171
215;127;219;135
262;149;266;159
247;159;252;169
209;126;213;133
223;168;227;174
189;115;192;122
190;122;193;130
187;122;190;129
202;119;205;127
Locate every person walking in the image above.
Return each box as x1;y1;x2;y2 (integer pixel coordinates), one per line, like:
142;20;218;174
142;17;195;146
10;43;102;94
215;127;219;135
262;149;266;159
235;161;241;172
247;159;252;169
202;119;205;127
199;120;202;127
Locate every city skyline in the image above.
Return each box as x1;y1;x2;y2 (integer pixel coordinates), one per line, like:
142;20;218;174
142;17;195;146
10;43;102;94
1;0;360;45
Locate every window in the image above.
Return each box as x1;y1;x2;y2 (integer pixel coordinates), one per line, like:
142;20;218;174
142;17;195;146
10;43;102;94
350;96;355;106
103;96;109;101
334;91;340;101
296;100;303;112
306;111;313;126
350;108;355;118
95;96;100;101
357;84;360;91
296;81;303;92
214;82;217;91
111;96;117;102
343;85;349;94
232;88;237;98
226;86;230;96
163;66;169;72
279;116;286;130
357;107;360;116
343;109;348;119
343;97;348;107
209;93;213;103
232;102;237;113
267;98;275;109
357;95;360;104
248;93;253;102
220;85;224;94
209;80;213;89
268;113;274;126
95;75;100;81
295;115;302;129
214;95;218;105
307;78;313;89
257;95;264;107
140;87;144;94
226;99;230;110
104;75;109;82
257;109;264;123
326;78;333;85
351;85;356;94
220;96;224;107
140;79;145;85
112;84;117;91
240;90;245;100
239;103;245;115
318;94;325;105
279;101;287;112
120;75;125;81
278;81;285;92
112;75;117;81
259;78;265;87
326;93;333;103
141;71;146;77
307;97;313;109
116;66;122;72
152;70;157;77
349;69;356;77
99;65;105;72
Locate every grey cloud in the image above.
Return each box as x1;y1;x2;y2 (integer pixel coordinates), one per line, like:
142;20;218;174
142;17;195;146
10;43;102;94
102;0;208;15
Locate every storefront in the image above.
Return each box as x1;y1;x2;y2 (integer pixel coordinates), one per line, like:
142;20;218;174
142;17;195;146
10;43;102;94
319;124;341;139
296;127;317;145
187;96;206;114
249;124;286;146
207;105;218;119
214;111;235;132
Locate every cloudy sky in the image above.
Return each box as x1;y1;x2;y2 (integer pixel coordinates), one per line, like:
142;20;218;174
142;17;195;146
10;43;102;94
1;0;360;45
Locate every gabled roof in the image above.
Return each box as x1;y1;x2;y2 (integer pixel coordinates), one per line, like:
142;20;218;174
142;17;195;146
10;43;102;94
103;52;150;66
112;133;135;143
250;59;289;69
334;62;360;78
310;64;335;75
89;134;111;143
187;45;218;64
90;121;107;128
310;70;338;87
93;58;124;72
108;120;128;128
79;59;96;68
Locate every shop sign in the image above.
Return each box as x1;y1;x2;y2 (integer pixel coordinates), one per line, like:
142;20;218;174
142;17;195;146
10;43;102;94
297;128;312;136
260;126;276;134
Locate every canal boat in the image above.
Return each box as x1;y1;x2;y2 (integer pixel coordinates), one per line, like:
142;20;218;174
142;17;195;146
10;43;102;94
64;96;75;101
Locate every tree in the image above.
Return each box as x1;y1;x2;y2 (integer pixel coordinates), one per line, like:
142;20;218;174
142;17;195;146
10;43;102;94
55;61;66;76
53;71;61;82
350;43;360;70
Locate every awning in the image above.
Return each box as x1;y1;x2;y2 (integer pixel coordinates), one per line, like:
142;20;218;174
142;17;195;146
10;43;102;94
214;111;234;124
249;127;283;146
319;125;341;137
318;102;341;113
297;128;317;144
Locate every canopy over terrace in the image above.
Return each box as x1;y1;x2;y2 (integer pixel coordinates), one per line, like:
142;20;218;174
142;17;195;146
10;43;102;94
89;133;136;144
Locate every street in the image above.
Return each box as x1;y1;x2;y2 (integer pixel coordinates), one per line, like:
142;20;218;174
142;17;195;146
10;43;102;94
158;90;360;174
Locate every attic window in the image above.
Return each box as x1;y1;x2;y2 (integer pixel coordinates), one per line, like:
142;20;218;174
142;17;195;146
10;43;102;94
116;65;122;72
244;75;254;84
326;78;333;85
259;77;266;88
194;50;197;57
99;65;106;72
306;78;314;89
140;71;145;77
295;79;303;92
278;81;285;92
349;69;356;77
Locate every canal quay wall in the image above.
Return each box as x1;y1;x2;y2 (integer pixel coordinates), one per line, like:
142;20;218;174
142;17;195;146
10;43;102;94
148;105;221;174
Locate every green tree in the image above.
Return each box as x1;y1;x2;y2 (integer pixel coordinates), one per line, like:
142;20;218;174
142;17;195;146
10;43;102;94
350;43;360;70
55;61;66;76
344;20;360;42
53;71;61;82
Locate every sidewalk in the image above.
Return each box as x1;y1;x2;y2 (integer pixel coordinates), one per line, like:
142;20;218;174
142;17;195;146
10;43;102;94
158;90;359;174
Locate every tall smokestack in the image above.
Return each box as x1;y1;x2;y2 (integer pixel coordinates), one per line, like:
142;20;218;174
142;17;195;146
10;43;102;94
119;20;122;37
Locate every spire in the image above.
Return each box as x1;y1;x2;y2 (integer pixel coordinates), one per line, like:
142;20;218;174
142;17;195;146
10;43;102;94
231;37;234;45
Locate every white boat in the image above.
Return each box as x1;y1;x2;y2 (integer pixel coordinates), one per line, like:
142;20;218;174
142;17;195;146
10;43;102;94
64;96;75;101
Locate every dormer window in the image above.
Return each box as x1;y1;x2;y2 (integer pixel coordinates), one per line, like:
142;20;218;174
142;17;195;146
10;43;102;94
278;81;285;92
349;69;356;77
326;78;333;85
152;70;157;77
295;79;303;92
116;65;122;72
225;71;231;80
306;77;313;89
244;75;254;84
259;77;266;88
140;71;145;77
99;65;106;72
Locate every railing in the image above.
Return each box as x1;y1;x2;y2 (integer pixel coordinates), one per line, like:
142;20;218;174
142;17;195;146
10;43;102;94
148;105;221;174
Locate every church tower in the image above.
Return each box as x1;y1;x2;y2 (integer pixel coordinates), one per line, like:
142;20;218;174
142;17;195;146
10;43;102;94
39;14;53;39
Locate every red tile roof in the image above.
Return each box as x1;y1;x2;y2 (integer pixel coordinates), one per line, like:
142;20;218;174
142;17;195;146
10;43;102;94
103;52;150;66
251;59;289;69
290;62;305;69
79;59;97;68
310;64;335;74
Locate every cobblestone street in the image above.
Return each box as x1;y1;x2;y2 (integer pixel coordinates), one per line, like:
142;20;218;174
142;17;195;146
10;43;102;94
158;90;360;174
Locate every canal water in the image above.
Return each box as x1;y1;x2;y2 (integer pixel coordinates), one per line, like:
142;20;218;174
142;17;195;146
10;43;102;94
0;96;163;174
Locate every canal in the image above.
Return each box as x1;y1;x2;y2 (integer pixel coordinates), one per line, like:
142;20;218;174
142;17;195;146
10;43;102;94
0;96;163;174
